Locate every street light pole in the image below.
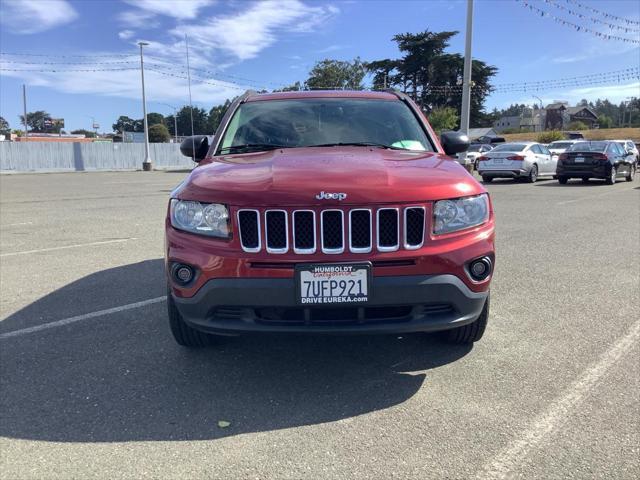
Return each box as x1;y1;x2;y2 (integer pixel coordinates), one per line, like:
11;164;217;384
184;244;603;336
138;41;152;171
22;84;28;141
460;0;474;135
158;103;179;143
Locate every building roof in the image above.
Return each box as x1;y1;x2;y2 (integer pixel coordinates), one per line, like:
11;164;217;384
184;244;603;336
467;128;498;139
546;102;568;110
566;106;598;118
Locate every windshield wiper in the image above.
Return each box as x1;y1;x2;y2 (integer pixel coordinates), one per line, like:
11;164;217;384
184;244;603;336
308;142;405;150
218;143;291;154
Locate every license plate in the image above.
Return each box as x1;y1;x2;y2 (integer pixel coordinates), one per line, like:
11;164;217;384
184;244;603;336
297;263;370;305
493;159;503;164
575;157;585;163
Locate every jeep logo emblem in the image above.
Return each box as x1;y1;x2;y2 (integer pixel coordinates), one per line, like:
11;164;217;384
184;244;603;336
316;191;347;201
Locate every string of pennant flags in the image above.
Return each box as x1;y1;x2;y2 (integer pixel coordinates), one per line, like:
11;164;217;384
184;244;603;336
565;0;640;26
545;0;640;34
517;0;640;44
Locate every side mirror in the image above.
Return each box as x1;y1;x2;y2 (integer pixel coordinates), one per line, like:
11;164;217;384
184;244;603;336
440;131;470;156
180;135;209;162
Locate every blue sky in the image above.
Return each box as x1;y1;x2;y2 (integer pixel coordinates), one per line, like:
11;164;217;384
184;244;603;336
0;0;638;133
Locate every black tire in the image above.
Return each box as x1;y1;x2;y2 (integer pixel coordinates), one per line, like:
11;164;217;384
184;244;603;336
482;176;493;183
168;288;217;347
446;295;489;344
558;176;568;184
605;165;616;185
581;177;589;184
526;164;538;183
625;165;636;182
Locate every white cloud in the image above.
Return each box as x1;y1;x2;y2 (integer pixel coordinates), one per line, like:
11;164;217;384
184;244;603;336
316;44;348;54
1;0;78;34
565;82;640;103
118;10;160;29
173;0;339;61
118;30;135;40
122;0;214;20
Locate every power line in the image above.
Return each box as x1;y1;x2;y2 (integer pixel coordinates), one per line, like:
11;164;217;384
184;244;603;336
0;67;139;72
564;0;640;26
516;0;640;44
0;51;134;58
1;59;139;66
545;0;640;33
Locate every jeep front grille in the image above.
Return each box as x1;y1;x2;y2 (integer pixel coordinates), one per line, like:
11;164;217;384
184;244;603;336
237;206;427;254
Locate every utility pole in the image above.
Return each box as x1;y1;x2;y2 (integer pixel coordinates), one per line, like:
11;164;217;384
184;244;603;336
459;0;474;135
533;95;543;132
22;84;28;141
138;41;152;171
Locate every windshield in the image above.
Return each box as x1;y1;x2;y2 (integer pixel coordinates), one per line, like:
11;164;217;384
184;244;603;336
467;145;483;152
548;142;572;149
217;98;433;154
491;143;527;152
569;142;607;153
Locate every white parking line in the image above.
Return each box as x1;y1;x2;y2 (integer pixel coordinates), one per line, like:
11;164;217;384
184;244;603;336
0;296;167;339
0;221;34;227
479;319;640;480
0;238;137;257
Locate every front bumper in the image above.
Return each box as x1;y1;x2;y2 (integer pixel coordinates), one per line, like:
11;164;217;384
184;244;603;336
172;274;489;335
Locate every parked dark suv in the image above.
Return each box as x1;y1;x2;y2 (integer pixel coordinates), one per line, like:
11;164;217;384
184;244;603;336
556;141;637;184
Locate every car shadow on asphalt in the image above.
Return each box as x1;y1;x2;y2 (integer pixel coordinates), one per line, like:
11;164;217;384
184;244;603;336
0;259;472;443
534;180;609;187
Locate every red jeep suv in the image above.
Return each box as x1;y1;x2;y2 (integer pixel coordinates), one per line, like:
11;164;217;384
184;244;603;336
165;90;495;347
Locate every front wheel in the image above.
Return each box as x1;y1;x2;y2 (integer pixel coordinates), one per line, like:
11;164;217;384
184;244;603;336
526;164;538;183
605;166;617;185
168;288;220;347
446;295;489;344
558;176;568;184
482;176;493;183
625;165;636;182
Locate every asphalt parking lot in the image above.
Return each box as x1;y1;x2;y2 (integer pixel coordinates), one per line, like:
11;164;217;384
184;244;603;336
0;170;638;479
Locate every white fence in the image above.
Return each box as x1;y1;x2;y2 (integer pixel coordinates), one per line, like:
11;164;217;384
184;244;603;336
0;143;195;173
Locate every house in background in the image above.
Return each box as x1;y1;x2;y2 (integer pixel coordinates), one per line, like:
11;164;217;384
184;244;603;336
544;102;598;130
493;109;545;133
494;102;599;133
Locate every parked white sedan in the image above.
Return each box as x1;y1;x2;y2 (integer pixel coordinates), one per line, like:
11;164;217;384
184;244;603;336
456;143;494;169
477;142;554;183
547;139;580;161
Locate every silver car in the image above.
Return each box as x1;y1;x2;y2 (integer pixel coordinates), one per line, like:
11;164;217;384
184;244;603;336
477;142;554;183
548;139;580;162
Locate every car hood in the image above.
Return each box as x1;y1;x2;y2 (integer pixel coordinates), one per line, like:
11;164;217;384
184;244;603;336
174;147;484;206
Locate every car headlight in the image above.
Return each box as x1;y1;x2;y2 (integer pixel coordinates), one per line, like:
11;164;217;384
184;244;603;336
433;194;489;235
170;199;230;238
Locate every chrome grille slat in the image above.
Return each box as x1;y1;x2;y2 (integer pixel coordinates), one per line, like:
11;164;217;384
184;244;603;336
321;210;344;254
377;208;399;252
349;209;372;253
293;210;316;254
237;206;424;254
237;209;261;253
265;210;288;254
404;207;425;249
